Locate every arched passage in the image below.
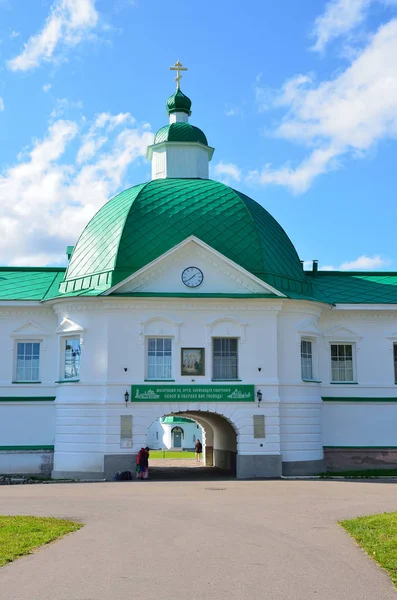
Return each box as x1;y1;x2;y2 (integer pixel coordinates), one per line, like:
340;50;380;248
146;410;238;477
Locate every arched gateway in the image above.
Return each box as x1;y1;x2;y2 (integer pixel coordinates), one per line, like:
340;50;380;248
148;410;238;474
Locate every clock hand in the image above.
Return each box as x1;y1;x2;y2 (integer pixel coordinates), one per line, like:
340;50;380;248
185;273;198;283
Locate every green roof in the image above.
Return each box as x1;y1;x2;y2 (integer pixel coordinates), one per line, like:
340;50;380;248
2;265;397;304
62;178;310;296
0;268;65;301
166;89;192;116
307;272;397;304
154;123;208;146
161;417;195;424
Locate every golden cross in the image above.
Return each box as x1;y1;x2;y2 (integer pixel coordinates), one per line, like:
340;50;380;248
170;60;188;90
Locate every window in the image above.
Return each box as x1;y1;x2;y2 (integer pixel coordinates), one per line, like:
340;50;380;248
15;342;40;382
64;338;81;380
301;339;313;380
147;338;172;380
213;338;238;380
331;344;354;382
394;344;397;384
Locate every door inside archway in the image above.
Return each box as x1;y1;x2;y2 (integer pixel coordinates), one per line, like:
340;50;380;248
172;427;183;448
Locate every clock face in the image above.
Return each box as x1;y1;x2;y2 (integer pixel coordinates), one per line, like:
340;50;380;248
181;266;204;288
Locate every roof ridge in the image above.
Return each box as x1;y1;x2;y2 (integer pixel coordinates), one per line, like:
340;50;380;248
306;271;397;276
0;266;66;272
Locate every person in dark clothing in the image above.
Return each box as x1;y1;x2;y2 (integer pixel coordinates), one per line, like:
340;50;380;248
195;439;203;463
136;447;149;480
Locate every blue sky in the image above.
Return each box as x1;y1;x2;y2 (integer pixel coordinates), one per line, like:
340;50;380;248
0;0;396;270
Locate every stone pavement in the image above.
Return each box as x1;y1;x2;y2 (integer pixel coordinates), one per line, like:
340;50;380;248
148;458;229;480
1;479;397;600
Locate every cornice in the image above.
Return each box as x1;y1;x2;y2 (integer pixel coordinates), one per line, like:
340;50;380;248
0;308;54;317
325;312;397;322
52;300;283;312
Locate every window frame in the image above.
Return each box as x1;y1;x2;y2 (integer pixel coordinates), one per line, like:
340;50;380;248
145;336;173;381
212;337;239;381
13;340;42;383
60;335;82;381
301;337;316;382
329;342;356;383
394;343;397;384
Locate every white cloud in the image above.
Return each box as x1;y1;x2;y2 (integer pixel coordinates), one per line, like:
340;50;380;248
43;83;52;93
10;30;20;39
50;98;83;119
225;105;244;118
8;0;99;72
0;98;4;112
312;0;397;52
340;254;389;269
212;162;242;184
76;112;134;164
315;254;389;270
312;0;370;52
250;20;397;193
0;112;153;266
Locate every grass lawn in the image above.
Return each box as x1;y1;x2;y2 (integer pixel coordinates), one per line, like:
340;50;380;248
0;516;83;567
321;469;397;478
149;450;196;459
341;512;397;587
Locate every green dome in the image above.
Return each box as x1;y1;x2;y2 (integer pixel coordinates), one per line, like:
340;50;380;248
154;123;208;146
62;179;310;296
166;89;192;116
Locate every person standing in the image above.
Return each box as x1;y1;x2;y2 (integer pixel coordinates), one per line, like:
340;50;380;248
195;439;202;463
144;447;150;479
136;447;149;480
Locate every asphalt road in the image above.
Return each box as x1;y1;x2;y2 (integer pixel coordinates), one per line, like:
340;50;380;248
1;479;397;600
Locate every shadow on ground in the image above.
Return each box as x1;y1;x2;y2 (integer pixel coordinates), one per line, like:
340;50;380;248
148;465;233;481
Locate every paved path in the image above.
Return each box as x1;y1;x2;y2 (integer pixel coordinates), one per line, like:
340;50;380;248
149;458;230;480
1;479;397;600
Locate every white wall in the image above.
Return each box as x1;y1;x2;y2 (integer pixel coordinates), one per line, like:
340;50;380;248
2;291;397;477
151;144;210;180
323;402;397;446
146;419;202;449
0;402;54;446
0;451;53;475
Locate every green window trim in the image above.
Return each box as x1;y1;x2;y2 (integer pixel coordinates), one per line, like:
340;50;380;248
211;379;243;382
12;381;42;384
330;381;358;384
0;396;55;402
55;379;80;384
324;446;397;449
302;379;322;383
322;397;397;402
144;379;176;382
0;445;54;451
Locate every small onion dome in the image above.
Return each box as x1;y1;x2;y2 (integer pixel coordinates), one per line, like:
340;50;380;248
166;89;192;116
154;123;208;146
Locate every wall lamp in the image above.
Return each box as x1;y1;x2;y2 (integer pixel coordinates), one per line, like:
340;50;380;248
124;390;130;406
256;389;263;407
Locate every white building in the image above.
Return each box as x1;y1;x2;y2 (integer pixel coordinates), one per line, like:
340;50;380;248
1;69;397;480
146;417;203;451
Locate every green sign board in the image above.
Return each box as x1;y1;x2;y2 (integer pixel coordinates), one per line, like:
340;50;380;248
131;384;255;403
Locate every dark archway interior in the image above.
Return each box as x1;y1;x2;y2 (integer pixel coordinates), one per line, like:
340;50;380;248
148;411;237;480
